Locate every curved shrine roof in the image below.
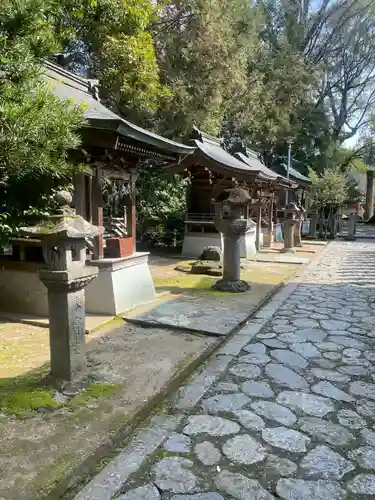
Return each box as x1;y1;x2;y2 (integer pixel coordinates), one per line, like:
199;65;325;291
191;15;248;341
43;60;194;157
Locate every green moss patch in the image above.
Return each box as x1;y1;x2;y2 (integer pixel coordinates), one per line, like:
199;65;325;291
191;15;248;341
1;389;59;417
69;383;120;407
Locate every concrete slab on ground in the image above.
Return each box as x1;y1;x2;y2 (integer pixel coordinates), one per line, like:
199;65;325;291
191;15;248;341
124;296;249;336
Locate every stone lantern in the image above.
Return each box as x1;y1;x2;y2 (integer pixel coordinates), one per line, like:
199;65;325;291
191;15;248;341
21;191;101;384
294;205;306;247
282;202;300;253
212;187;254;292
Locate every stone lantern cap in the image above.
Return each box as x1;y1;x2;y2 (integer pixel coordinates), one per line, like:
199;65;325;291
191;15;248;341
215;187;251;206
20;190;102;240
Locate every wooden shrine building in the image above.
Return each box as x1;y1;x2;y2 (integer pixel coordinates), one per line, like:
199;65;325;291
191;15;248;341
164;128;296;258
0;61;193;317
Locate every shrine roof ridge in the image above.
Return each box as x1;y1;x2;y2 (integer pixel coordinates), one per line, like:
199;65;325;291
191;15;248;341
43;60;194;156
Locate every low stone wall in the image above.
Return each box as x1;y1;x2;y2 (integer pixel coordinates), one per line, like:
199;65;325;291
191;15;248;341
0;260;49;316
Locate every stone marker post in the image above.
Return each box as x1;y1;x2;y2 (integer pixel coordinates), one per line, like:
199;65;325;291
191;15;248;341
309;209;319;239
212;187;253;293
347;213;357;241
294;206;305;247
21;191;101;384
282;203;300;253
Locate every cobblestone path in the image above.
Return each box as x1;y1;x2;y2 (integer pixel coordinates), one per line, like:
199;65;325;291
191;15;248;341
75;239;375;500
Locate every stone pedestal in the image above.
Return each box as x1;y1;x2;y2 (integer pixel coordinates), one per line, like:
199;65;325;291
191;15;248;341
212;218;252;292
211;187;252;293
86;252;155;315
40;267;98;381
347;213;357;241
283;219;298;252
294;207;305;247
282;203;300;253
309;212;319;239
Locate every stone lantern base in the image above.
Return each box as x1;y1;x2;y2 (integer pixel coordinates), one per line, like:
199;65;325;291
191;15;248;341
211;279;251;293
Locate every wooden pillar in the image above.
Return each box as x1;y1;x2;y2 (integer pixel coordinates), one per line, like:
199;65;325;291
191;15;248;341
125;172;137;255
365;170;374;220
268;195;274;236
256;200;262;251
73;173;86;217
92;167;104;260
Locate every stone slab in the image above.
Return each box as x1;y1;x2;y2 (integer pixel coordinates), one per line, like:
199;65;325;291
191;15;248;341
125;297;249;336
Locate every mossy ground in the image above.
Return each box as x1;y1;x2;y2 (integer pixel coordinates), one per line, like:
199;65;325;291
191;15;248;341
0;367;120;418
152;259;295;296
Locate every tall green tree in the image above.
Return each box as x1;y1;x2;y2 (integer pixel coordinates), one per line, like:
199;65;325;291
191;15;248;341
54;0;169;123
0;0;84;240
154;0;260;139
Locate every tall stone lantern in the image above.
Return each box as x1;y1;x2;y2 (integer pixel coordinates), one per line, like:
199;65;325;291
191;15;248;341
21;191;101;384
282;202;300;253
294;205;306;247
212;187;253;293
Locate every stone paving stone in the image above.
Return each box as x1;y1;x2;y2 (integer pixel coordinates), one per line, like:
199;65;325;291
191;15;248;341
265;363;309;390
348;446;375;469
279;329;327;343
310;368;350;383
262;427;310;452
276;478;346;500
276;391;334;417
261;338;286;349
300;445;354;480
312;381;354;402
242;342;266;354
232;410;266;431
290;342;320;358
239;353;271;365
264;455;297;476
152;457;198;494
194;442;221;466
316;341;342;351
241;380;274;398
171;494;224;500
323;352;341;360
118;485;161;500
314;359;337;369
214;382;239;393
361;429;375;446
201;393;250;414
298;417;355;446
222;435;266;464
164;433;192;453
293;318;320;328
338;365;369;376
357;400;375;417
215;471;275;500
328;336;366;349
337;409;367;429
251;401;297;425
349;380;375;400
182;416;240;437
320;320;351;331
229;363;261;379
257;332;277;339
347;474;375;495
270;349;309;369
174;356;235;410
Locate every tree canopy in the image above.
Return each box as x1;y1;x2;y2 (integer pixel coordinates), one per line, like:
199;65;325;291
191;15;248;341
2;0;375;243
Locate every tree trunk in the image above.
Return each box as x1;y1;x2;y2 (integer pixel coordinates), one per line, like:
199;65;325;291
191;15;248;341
365;170;374;220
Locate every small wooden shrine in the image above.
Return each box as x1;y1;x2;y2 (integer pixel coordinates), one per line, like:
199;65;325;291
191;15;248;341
164;128;297;257
0;61;193;316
